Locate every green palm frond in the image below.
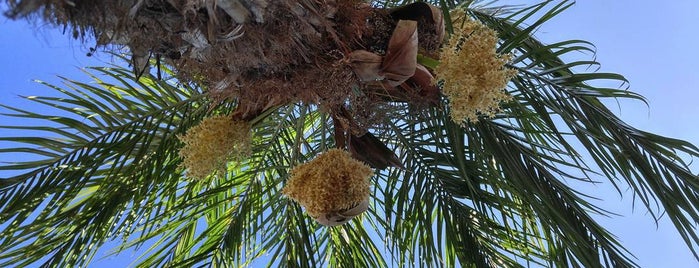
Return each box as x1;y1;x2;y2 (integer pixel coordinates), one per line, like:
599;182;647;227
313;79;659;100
0;63;210;267
482;0;699;259
1;0;698;267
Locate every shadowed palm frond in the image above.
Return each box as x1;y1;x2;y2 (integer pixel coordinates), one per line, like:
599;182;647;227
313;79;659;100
0;63;210;267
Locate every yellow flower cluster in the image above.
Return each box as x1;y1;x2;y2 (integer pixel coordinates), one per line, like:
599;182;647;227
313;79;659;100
178;115;252;179
434;10;517;124
282;149;374;218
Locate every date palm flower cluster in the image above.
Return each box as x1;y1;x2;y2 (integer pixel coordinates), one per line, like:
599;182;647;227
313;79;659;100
3;0;519;226
3;0;518;224
281;149;374;226
177;114;251;179
434;10;517;124
1;0;501;171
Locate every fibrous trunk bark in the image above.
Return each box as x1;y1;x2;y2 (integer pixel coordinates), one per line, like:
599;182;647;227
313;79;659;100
4;0;445;168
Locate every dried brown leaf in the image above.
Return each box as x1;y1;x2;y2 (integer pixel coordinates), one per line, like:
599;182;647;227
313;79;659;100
406;64;440;105
349;49;384;82
380;20;417;87
349;132;402;169
390;2;445;42
314;199;369;226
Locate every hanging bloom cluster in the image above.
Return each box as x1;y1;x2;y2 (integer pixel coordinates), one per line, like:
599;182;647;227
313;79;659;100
434;10;517;124
282;149;373;225
178;114;252;179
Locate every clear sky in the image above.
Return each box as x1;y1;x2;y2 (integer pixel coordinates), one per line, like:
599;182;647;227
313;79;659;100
1;1;698;267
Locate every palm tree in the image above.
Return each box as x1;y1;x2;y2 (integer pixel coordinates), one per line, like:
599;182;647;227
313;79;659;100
1;0;699;267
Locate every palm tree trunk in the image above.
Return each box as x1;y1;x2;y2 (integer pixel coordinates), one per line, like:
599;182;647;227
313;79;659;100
4;0;441;104
4;0;443;166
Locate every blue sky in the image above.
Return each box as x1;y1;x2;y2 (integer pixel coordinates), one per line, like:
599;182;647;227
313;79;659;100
1;1;698;267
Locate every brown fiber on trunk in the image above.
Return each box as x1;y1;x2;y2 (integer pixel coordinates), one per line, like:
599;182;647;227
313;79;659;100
4;0;445;168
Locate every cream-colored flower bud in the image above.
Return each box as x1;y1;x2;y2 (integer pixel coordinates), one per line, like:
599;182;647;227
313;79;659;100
434;10;517;124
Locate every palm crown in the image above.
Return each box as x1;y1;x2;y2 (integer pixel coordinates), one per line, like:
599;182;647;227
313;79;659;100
1;0;699;267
